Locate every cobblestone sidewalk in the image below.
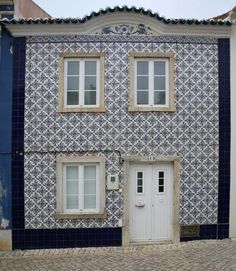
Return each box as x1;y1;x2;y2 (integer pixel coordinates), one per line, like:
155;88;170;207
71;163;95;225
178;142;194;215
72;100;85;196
0;239;235;271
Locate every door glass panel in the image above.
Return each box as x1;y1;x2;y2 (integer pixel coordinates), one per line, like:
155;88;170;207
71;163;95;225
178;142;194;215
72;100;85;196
158;171;165;193
137;171;143;194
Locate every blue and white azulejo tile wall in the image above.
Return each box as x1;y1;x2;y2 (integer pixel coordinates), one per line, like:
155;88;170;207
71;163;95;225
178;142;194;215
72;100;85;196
24;34;219;229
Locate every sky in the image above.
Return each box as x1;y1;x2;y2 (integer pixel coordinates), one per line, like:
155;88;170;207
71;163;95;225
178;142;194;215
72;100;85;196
33;0;236;20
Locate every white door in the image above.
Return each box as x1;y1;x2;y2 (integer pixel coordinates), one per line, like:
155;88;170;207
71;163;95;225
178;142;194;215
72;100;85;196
129;163;173;242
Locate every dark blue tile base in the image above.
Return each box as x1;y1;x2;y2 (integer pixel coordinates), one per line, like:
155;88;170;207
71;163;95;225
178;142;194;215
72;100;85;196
12;228;122;250
180;224;229;242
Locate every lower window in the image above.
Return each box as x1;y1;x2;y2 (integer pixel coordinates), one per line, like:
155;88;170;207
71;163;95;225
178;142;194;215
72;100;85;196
56;156;105;216
64;163;99;212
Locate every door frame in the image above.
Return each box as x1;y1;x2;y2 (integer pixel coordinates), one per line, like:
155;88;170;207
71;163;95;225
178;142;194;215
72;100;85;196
122;154;181;246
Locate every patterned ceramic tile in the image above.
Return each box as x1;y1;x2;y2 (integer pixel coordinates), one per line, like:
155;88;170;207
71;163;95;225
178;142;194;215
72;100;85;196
24;35;219;228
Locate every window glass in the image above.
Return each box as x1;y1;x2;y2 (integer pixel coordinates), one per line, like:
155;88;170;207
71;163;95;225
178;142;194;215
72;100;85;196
84;76;96;90
84;91;96;105
84;166;96;209
68;61;79;75
85;61;97;75
67;92;79;105
154;77;166;91
137;61;148;75
66;196;79;209
67;77;79;90
137;76;148;90
137;91;149;105
65;166;79;210
154;61;166;75
154;91;166;105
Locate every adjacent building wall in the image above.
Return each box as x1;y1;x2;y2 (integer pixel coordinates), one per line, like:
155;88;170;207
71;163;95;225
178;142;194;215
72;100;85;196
230;23;236;239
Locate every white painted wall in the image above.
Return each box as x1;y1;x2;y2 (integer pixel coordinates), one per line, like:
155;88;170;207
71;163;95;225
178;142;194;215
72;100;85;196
230;22;236;239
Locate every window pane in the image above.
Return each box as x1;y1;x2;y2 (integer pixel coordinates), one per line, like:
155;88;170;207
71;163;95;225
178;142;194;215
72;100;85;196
159;179;164;186
67;92;79;105
84;180;96;194
154;91;166;105
67;61;79;75
137;76;148;90
137;91;148;105
66;166;78;180
154;76;166;90
159;172;164;178
154;61;166;75
84;166;96;179
159;186;164;193
85;76;96;90
67;76;79;90
66;181;78;194
84;195;96;209
84;91;96;105
137;61;148;75
85;61;97;75
66;195;78;209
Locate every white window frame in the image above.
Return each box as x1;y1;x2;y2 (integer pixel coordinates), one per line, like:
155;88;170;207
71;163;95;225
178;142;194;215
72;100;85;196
58;53;105;113
134;59;169;107
63;163;99;213
56;155;106;218
64;58;100;108
129;52;175;112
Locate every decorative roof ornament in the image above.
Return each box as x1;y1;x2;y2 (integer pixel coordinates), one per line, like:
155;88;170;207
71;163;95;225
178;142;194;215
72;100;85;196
93;24;155;35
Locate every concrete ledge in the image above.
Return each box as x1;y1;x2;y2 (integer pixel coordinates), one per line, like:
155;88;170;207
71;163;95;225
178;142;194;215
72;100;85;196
0;230;12;251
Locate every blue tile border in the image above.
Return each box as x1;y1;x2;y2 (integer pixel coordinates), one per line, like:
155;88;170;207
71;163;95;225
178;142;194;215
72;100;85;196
218;39;230;225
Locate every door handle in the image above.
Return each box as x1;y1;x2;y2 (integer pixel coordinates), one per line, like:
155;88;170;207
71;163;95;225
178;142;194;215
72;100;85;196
135;203;145;207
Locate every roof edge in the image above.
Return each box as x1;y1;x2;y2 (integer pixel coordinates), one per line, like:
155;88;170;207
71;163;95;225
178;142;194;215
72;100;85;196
0;6;232;26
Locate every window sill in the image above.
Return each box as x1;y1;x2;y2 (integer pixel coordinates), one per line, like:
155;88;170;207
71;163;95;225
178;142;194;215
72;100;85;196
128;105;176;112
54;212;107;219
57;106;106;113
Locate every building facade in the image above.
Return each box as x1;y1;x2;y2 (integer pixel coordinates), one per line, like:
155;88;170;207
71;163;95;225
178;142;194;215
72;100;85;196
0;7;233;249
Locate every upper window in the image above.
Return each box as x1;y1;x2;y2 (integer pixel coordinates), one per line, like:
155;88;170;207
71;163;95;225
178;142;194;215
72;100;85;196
129;52;175;112
58;53;105;113
56;156;106;218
